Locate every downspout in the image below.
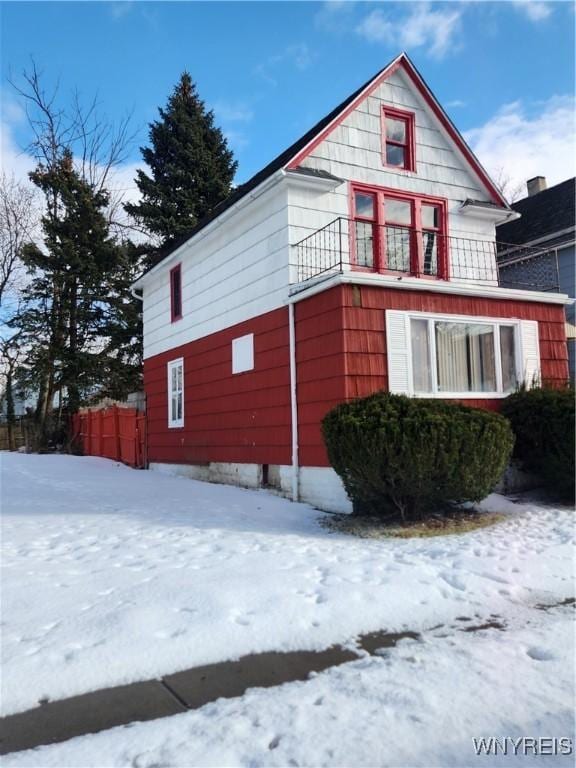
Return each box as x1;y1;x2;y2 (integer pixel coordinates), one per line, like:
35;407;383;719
129;286;147;468
288;301;299;502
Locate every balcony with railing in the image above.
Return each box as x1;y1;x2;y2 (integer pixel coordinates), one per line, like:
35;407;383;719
291;217;560;294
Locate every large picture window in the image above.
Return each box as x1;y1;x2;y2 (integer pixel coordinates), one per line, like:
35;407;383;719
167;358;184;427
412;318;517;395
386;311;532;398
351;184;447;278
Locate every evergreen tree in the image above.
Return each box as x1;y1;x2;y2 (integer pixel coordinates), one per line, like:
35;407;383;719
15;151;142;446
125;72;237;261
97;239;145;400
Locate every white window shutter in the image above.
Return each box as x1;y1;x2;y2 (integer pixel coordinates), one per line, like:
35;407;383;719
520;320;541;388
386;311;411;394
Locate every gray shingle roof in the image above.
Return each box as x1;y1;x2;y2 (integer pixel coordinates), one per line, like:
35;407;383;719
497;178;575;246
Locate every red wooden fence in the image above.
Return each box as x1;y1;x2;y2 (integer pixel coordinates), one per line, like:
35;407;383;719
73;406;147;468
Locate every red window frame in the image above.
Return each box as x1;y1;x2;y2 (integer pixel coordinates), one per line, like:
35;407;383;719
349;183;449;279
170;264;182;322
381;106;416;172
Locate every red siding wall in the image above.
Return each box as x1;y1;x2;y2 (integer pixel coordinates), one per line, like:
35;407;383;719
295;288;348;467
144;307;291;465
144;284;568;471
295;284;569;466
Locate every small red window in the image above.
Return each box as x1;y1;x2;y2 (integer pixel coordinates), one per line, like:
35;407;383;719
382;107;415;172
170;264;182;322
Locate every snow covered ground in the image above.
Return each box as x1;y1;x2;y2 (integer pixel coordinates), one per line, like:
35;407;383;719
5;608;574;767
2;452;574;765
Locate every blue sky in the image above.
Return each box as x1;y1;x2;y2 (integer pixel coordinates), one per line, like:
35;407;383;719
1;1;575;199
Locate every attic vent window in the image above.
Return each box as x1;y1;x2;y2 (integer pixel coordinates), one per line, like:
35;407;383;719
382;107;415;172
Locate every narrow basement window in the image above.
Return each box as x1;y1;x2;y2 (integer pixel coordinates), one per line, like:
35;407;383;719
232;334;254;374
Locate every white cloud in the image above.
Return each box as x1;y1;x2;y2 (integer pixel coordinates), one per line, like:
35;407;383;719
0;120;36;184
446;99;467;108
356;10;395;44
213;102;254;124
223;129;250;153
512;1;553;22
289;43;314;71
315;1;356;34
255;43;316;87
356;2;462;59
1;90;27;125
464;95;576;198
110;2;134;21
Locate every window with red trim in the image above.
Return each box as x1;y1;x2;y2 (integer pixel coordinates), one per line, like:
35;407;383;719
170;264;182;322
351;185;447;278
382;107;415;172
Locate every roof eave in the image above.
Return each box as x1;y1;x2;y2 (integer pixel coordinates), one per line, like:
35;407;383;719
459;200;520;224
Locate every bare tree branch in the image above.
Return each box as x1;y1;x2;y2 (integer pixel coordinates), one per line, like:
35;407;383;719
493;167;525;204
9;61;136;192
0;173;38;306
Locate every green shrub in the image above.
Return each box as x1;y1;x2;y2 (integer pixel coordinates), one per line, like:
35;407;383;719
501;386;575;502
321;392;514;522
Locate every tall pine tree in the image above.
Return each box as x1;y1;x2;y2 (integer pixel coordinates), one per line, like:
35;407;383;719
125;72;237;262
15;151;142;446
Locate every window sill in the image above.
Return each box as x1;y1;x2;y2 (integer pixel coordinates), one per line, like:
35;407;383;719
382;164;417;175
411;392;511;399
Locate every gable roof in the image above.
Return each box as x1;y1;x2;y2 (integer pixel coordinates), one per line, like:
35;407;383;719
140;52;509;278
496;177;576;247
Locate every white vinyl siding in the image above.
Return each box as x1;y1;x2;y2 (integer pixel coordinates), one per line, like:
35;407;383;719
141;185;290;360
167;358;184;427
386;310;540;398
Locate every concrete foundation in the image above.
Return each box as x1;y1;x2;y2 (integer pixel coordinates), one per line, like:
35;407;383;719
149;462;352;513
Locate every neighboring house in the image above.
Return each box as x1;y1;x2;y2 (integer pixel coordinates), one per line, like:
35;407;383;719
133;53;570;513
0;388;33;419
497;177;575;381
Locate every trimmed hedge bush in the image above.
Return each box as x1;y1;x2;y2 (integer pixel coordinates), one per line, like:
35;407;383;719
322;392;514;522
501;387;575;502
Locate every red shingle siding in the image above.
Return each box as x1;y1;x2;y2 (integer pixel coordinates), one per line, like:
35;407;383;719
339;284;568;397
295;289;347;467
143;307;291;466
294;284;568;467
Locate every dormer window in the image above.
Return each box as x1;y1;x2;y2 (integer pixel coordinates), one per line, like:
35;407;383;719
382;107;415;172
170;264;182;322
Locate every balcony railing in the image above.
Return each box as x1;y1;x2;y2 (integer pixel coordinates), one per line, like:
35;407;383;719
292;217;560;293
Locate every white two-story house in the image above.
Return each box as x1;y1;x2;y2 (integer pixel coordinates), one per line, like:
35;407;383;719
133;53;570;513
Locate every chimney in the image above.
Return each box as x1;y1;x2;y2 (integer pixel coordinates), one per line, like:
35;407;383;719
527;176;547;196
